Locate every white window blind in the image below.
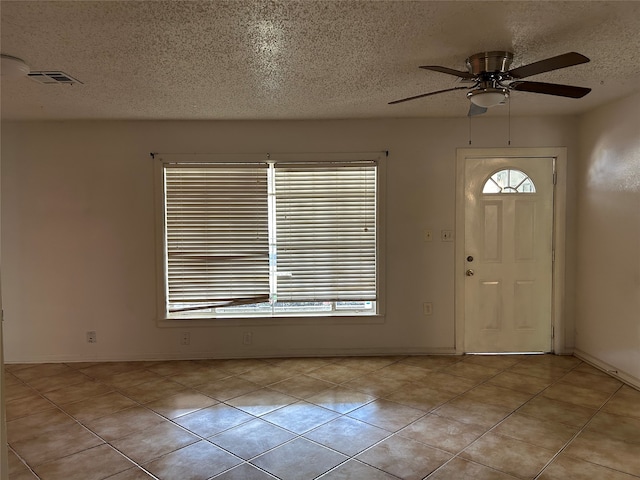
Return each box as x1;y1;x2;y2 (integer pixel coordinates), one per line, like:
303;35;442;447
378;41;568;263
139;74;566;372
164;164;270;313
274;162;377;302
160;157;379;319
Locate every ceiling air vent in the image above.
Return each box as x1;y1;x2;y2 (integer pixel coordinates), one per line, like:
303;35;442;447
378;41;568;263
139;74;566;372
28;71;83;85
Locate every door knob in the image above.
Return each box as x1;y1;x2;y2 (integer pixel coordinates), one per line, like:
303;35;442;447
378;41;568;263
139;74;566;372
466;269;474;276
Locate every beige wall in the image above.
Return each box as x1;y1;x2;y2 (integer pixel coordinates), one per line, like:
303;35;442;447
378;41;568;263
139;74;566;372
1;144;8;479
575;92;640;385
1;116;579;362
0;315;7;480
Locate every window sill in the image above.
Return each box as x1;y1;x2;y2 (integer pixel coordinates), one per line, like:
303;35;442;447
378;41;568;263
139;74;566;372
156;315;386;328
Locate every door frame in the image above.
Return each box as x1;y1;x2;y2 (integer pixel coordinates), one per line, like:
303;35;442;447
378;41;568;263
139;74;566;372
455;147;568;354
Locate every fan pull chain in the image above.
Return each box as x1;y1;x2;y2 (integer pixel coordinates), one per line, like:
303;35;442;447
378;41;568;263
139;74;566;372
508;96;511;146
468;116;472;145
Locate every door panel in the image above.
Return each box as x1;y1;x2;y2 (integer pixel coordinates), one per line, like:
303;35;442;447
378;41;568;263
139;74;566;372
514;201;535;260
482;202;502;261
464;157;553;353
479;281;501;330
514;280;535;329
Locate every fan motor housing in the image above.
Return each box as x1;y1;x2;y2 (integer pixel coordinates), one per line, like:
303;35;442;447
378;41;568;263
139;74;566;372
466;51;514;75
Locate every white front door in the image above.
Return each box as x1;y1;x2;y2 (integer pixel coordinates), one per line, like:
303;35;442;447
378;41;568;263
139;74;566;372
463;156;554;353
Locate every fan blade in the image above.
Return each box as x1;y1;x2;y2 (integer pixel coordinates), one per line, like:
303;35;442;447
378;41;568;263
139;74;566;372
509;81;591;98
388;86;470;105
419;65;475;79
468;103;488;117
508;52;590;79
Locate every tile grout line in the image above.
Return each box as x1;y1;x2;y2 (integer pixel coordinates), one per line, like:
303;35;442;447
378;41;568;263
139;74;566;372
531;381;630;480
10;372;166;480
202;355;554;479
210;356;411;479
0;355;569;479
3;357;520;479
6;355;634;480
421;355;590;479
430;357;629;480
7;444;41;480
104;357;387;479
7;362;247;479
210;355;424;479
319;355;529;479
418;355;540;479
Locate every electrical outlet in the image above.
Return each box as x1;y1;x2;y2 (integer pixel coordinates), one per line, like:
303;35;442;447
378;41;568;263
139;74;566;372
441;230;454;241
181;332;190;345
423;302;433;316
243;331;253;345
87;331;97;343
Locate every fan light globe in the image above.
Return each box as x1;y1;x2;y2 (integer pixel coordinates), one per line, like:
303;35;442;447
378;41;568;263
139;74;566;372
467;88;509;108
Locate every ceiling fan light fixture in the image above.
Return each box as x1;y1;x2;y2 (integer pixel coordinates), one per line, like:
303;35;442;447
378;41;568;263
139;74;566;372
1;54;30;77
467;88;509;108
391;51;590;114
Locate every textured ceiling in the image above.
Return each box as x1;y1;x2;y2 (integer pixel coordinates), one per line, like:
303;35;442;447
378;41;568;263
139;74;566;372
1;1;639;120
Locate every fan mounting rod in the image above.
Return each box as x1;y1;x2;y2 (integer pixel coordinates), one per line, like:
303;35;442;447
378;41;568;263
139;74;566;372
466;51;514;75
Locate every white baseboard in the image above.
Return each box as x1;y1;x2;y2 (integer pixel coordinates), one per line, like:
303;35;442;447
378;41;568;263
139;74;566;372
5;346;459;364
573;348;640;391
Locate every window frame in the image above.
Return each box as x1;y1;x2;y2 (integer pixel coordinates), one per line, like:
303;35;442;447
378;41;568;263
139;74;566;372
482;168;537;194
154;152;386;326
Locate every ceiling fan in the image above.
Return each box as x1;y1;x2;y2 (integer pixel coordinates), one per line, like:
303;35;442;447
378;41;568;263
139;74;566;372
389;51;592;116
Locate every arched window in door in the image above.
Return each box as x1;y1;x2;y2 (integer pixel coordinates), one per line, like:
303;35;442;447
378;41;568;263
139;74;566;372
483;169;536;193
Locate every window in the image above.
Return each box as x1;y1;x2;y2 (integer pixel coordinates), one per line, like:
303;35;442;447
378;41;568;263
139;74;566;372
156;154;382;320
483;169;536;194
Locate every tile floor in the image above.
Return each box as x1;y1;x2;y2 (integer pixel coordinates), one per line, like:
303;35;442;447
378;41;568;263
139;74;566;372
5;354;640;480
